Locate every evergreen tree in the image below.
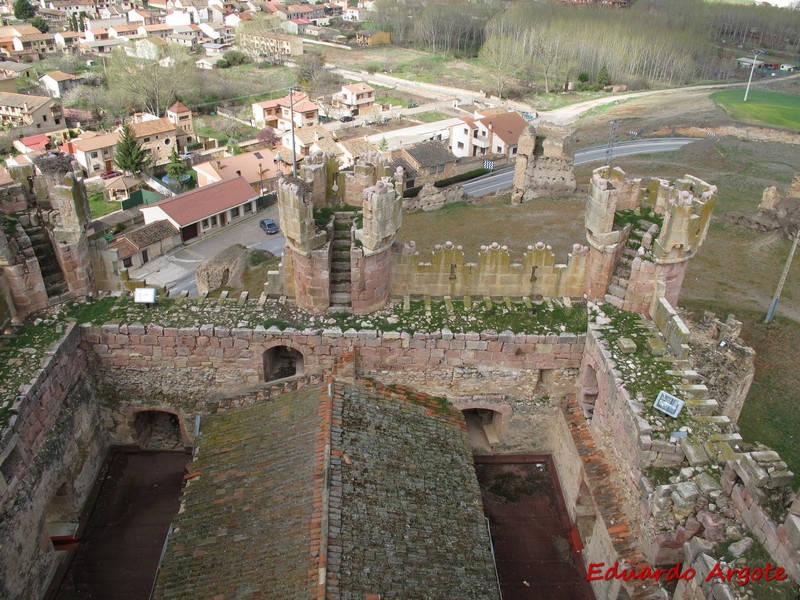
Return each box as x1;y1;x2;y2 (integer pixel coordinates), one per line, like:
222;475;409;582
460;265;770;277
31;16;48;33
597;65;611;87
13;0;35;20
114;124;150;174
166;147;189;183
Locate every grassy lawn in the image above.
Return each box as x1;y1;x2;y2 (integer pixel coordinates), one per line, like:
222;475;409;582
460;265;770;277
88;192;120;218
412;111;453;123
712;89;800;131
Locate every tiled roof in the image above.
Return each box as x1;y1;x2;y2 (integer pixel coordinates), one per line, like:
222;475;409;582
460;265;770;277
404;140;456;168
41;70;77;82
73;131;119;152
167;101;190;113
17;33;55;42
145;176;257;226
144;23;173;31
0;92;52;112
330;381;498;599
338;137;377;158
193;149;279;186
342;82;374;94
0;61;33;72
129;117;175;138
154;384;323;599
18;133;50;149
108;220;178;257
479;111;528;145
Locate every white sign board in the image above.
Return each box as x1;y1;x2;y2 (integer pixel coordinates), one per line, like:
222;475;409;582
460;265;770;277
133;287;157;304
653;390;684;419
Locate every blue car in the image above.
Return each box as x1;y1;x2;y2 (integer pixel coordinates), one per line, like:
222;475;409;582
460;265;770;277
260;218;279;234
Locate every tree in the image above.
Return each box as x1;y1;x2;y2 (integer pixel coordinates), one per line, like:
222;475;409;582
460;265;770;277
221;50;250;67
166;147;190;186
597;65;611;87
13;0;35;21
479;34;524;99
377;137;388;152
114;123;150;174
31;16;49;33
294;50;326;92
257;127;279;148
226;139;243;155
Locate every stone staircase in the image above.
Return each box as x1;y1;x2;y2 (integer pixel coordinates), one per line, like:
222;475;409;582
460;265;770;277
13;218;67;298
330;213;354;311
604;218;657;308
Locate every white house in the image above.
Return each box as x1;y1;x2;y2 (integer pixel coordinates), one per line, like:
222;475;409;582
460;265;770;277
449;111;528;158
39;70;80;98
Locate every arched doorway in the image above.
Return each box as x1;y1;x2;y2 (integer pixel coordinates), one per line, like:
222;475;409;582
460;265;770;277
132;410;183;450
462;408;502;451
263;345;304;382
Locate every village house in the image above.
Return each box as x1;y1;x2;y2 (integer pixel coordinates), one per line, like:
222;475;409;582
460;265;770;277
0;92;63;131
251;91;319;130
393;140;458;186
39;70;80;99
12;33;57;58
140;176;259;243
54;31;83;51
12;133;52;155
236;29;302;62
193;148;281;194
280;124;338;159
138;24;174;40
108;219;182;269
0;60;36;79
449;111;528;158
333;82;375;116
71;131;120;176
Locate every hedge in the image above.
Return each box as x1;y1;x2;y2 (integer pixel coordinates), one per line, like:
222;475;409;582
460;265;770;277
402;186;422;198
433;167;489;188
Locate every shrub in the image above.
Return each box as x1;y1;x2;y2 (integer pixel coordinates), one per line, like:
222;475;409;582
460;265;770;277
433;167;488;188
402;186;422;198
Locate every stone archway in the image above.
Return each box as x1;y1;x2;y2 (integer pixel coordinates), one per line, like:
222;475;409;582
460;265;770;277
132;410;183;450
263;345;305;382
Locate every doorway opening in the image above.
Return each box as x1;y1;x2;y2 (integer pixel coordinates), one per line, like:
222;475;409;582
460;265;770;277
263;346;304;382
132;410;183;450
462;408;502;451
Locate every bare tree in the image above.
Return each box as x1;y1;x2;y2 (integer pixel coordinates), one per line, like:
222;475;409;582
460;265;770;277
479;34;524;98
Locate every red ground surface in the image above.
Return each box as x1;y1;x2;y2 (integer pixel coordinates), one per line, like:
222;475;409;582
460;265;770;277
474;455;595;600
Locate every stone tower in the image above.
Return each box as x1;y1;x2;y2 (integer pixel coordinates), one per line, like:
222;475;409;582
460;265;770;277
351;178;402;314
277;175;331;313
511;122;576;205
584;166;716;311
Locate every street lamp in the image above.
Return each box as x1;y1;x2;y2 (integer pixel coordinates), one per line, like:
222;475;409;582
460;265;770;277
744;49;764;103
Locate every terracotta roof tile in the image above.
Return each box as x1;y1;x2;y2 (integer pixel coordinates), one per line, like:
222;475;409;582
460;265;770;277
129;117;175;138
145;176;257;226
109;220;178;258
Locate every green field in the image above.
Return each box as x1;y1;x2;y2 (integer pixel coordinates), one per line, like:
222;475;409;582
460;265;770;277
711;89;800;130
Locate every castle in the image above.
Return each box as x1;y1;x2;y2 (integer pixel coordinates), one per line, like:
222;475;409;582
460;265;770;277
0;129;798;599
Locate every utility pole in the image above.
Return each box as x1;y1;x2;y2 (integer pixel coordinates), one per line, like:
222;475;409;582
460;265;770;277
605;119;619;166
288;87;298;177
744;49;764;103
765;227;800;323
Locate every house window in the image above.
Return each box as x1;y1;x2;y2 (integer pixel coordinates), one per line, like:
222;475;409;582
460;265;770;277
165;138;171;145
473;130;478;138
437;164;445;173
230;206;240;218
496;146;502;153
457;142;464;149
144;137;150;142
91;151;98;158
202;218;209;228
210;215;218;226
511;147;518;155
429;166;437;175
243;202;252;214
122;256;132;268
43;115;47;122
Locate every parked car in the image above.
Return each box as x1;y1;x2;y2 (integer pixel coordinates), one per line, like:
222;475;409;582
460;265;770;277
260;218;279;234
407;101;419;108
100;170;123;180
339;115;355;122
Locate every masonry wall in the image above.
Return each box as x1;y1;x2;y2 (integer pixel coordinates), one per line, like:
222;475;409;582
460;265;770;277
350;246;391;314
0;324;110;599
390;241;589;299
285;244;331;313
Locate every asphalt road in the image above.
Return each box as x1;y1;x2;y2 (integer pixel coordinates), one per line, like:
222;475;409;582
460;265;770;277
129;203;285;297
462;137;700;197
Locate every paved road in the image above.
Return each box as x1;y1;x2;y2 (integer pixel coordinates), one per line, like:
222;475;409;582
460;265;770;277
462;137;700;197
129;203;285;297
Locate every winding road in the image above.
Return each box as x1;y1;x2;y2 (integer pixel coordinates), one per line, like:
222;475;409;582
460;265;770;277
462;137;700;197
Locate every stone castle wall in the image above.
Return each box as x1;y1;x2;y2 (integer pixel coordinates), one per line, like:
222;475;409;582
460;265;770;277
350;246;391;314
390;241;589;299
0;323;110;599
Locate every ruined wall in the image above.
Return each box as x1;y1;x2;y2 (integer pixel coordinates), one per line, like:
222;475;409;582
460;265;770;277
285;244;331;313
402;182;466;212
391;241;588;299
511;122;577;204
89;240;123;292
0;324;110;599
0;179;28;216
